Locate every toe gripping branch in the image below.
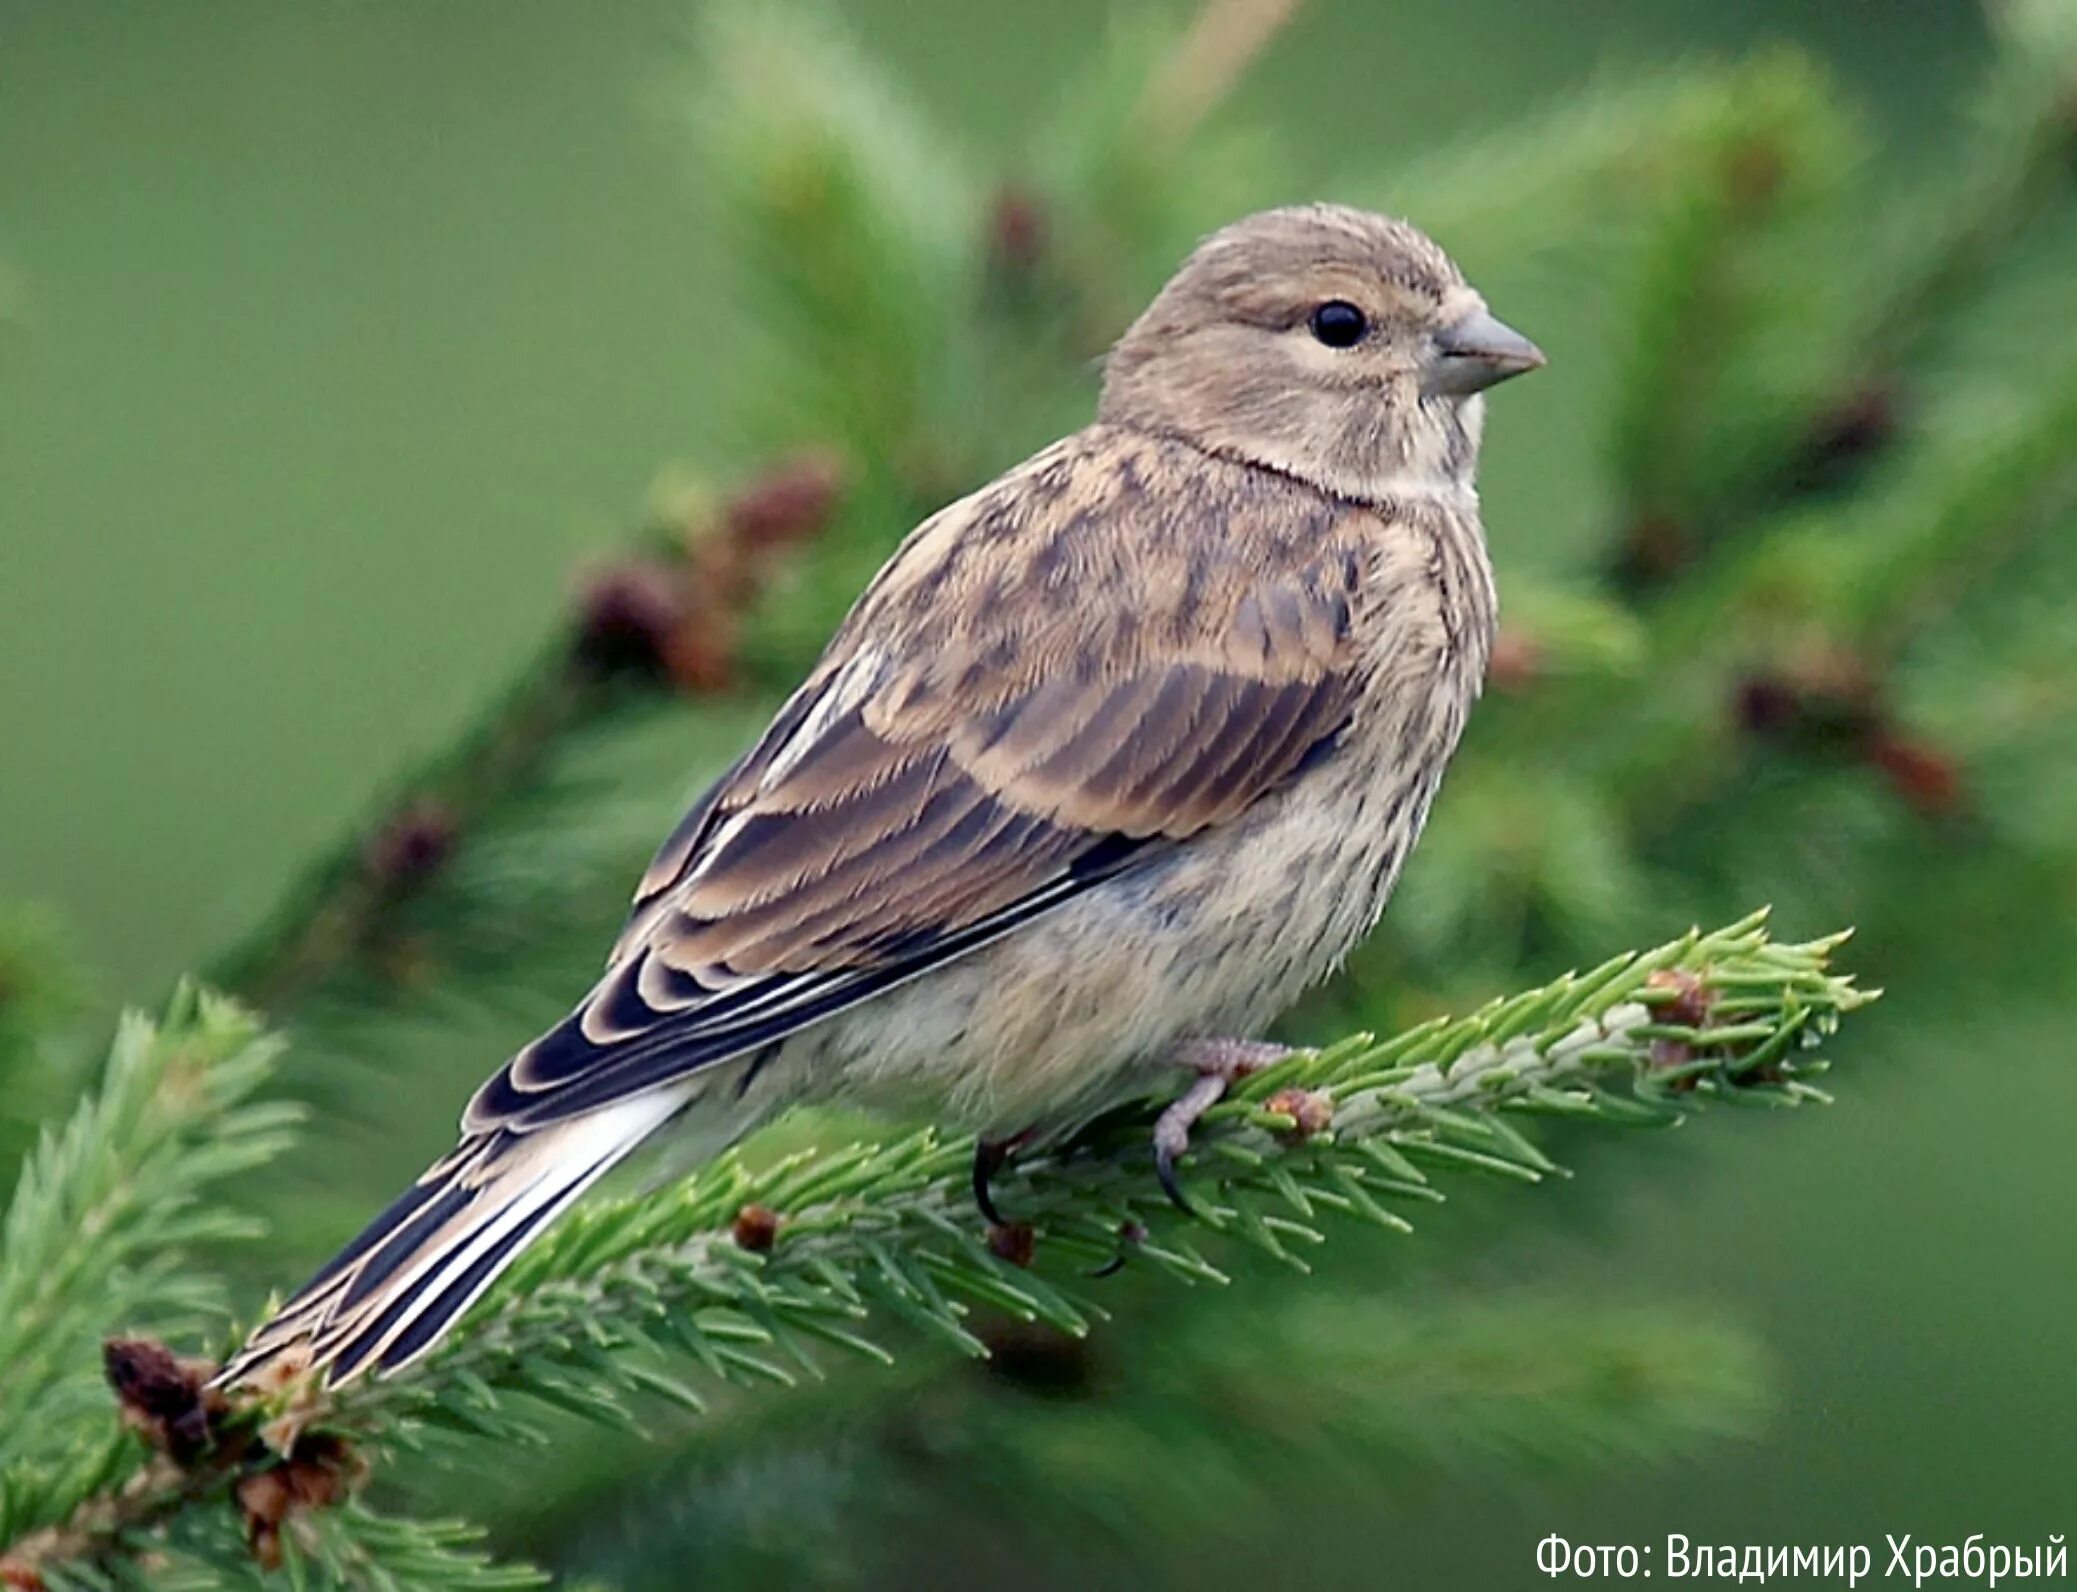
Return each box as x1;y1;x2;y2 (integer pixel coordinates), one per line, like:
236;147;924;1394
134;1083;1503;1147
1151;1038;1290;1215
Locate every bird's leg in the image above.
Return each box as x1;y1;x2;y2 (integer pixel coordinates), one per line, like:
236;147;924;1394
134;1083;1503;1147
1152;1037;1291;1214
971;1126;1038;1227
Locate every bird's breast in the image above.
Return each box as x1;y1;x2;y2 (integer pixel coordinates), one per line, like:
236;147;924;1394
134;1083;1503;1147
798;499;1495;1130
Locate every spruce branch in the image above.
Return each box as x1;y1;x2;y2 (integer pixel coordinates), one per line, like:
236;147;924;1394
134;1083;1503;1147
155;1503;546;1592
200;456;845;1030
3;917;1864;1585
1602;52;1864;585
0;1000;547;1591
1577;353;2077;836
284;915;1862;1471
0;991;295;1582
0;989;295;1484
1607;15;2077;584
31;1502;544;1592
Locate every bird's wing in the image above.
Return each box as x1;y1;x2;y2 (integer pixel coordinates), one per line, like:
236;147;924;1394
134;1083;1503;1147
466;432;1371;1134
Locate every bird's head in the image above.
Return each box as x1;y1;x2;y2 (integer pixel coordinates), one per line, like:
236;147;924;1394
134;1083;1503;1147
1098;203;1542;503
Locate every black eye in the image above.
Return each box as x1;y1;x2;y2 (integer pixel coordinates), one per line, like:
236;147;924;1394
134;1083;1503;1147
1308;300;1367;348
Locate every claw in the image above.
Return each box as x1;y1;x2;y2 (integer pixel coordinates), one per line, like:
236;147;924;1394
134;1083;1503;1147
1151;1070;1232;1216
1087;1220;1149;1279
971;1139;1009;1227
971;1128;1035;1227
1155;1138;1196;1217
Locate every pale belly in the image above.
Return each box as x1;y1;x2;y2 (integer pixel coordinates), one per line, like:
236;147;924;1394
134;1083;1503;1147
766;730;1451;1132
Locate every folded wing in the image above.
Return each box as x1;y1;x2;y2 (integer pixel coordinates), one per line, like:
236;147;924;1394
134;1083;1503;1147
468;435;1369;1133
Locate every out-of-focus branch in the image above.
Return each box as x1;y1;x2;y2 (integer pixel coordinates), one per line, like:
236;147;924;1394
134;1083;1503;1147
201;456;845;1025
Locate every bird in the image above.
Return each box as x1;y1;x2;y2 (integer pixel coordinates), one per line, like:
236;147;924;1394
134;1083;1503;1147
219;202;1543;1391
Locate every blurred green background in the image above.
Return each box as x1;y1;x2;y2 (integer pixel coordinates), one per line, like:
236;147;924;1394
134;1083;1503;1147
4;1;2074;1586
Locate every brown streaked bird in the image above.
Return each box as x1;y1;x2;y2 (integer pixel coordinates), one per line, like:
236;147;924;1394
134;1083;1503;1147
221;203;1543;1390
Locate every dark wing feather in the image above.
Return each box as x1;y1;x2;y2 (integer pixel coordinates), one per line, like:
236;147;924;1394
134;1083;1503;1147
465;431;1371;1136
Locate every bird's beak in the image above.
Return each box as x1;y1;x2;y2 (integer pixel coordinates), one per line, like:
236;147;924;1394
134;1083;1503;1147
1425;308;1546;397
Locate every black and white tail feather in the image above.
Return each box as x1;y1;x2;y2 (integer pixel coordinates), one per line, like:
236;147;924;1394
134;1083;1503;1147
216;1085;695;1387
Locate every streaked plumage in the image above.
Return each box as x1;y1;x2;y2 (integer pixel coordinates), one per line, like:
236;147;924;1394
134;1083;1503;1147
222;204;1540;1389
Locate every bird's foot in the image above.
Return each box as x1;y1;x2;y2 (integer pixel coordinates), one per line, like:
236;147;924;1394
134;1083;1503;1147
1152;1038;1291;1215
971;1126;1038;1227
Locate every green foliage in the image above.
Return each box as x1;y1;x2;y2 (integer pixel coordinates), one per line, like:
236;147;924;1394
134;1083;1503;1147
696;0;978;461
25;1507;541;1592
0;908;78;1068
137;1508;547;1592
0;906;86;1171
955;1294;1774;1526
545;1294;1772;1587
0;989;294;1497
0;996;545;1589
0;922;1860;1588
1599;52;1865;546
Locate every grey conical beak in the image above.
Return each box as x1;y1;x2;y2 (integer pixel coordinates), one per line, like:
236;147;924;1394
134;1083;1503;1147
1425;308;1546;396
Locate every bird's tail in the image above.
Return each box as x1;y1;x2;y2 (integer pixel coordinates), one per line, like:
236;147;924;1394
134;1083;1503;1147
216;1088;688;1390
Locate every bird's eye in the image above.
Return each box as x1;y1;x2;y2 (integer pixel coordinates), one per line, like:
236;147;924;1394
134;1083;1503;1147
1308;300;1367;348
